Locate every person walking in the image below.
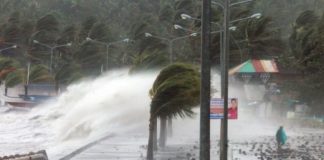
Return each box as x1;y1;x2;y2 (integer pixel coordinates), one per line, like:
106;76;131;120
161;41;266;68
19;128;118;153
276;126;287;150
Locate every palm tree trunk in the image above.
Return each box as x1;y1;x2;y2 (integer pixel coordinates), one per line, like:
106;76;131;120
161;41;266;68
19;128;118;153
153;116;157;151
167;117;173;137
159;116;167;148
147;114;157;160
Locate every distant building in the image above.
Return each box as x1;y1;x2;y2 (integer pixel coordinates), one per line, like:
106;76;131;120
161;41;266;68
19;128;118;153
0;82;56;107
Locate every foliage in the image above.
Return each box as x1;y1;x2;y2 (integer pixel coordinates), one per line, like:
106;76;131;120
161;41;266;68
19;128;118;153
55;63;82;84
286;10;324;114
5;69;24;87
3;64;53;87
150;63;200;118
129;51;169;74
0;57;20;80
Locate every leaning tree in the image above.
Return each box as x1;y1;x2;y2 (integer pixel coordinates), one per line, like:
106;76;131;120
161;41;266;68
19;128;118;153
147;63;200;160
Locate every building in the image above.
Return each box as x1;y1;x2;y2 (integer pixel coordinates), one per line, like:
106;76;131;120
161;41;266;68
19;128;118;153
0;82;56;107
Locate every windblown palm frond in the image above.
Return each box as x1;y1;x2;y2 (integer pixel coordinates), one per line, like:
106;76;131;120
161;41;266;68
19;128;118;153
55;63;82;84
5;69;24;87
29;64;53;83
0;57;20;79
129;50;169;74
0;57;20;70
245;17;284;58
150;63;200;119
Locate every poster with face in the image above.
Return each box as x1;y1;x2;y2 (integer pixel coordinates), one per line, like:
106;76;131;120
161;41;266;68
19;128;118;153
228;98;238;119
210;98;238;119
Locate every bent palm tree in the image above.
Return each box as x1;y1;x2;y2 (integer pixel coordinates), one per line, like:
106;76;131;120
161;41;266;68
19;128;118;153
147;63;200;160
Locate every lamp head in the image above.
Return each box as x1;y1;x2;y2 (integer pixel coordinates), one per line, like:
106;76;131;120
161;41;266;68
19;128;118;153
12;45;17;48
145;33;152;37
86;37;92;41
123;38;130;42
180;14;192;20
251;13;262;19
174;24;182;30
229;26;237;31
190;33;198;37
33;40;39;44
66;43;72;46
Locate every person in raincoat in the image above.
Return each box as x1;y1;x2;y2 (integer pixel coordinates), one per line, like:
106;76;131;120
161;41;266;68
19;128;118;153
276;126;287;149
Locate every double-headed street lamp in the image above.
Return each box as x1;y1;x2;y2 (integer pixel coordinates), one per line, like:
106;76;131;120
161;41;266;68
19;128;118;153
174;24;237;34
180;12;260;62
144;32;197;64
86;37;130;71
0;45;17;54
174;24;237;62
33;40;72;73
181;13;261;27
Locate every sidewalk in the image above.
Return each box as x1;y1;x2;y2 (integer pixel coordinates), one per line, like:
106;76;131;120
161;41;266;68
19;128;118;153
64;134;206;160
58;132;324;160
65;134;227;160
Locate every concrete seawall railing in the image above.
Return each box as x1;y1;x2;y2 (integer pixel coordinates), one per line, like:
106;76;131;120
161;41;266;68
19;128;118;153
0;150;48;160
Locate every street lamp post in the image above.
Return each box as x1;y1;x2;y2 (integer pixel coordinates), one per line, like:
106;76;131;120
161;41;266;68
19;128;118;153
181;2;261;160
222;1;230;160
86;37;130;71
33;40;72;73
200;1;212;160
144;32;197;64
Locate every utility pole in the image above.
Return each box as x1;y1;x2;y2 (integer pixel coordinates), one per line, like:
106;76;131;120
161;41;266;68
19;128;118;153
220;0;230;160
200;0;211;159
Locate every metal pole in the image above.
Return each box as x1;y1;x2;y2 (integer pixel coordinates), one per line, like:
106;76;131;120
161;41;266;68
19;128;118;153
220;0;230;160
220;30;223;65
50;48;54;74
101;64;104;74
220;27;225;160
169;41;173;64
27;62;31;85
106;45;110;70
200;0;211;159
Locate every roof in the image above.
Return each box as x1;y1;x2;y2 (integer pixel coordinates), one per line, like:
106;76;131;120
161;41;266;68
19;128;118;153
229;59;279;75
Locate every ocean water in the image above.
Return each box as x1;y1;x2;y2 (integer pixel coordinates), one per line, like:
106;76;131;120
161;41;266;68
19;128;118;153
0;69;156;158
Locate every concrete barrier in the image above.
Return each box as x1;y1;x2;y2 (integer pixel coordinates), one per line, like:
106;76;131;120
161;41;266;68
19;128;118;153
0;150;48;160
